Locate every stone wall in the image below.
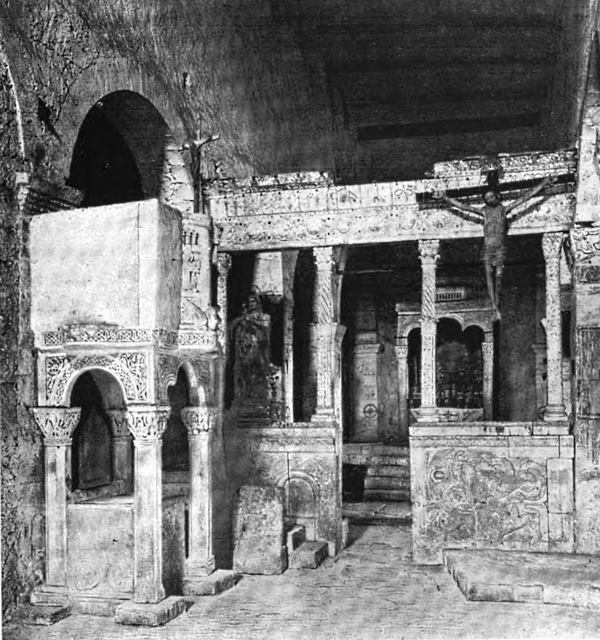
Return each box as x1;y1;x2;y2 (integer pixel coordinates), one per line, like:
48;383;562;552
224;424;342;559
410;422;574;564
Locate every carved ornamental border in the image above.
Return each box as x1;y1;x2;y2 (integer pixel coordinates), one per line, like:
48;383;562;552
208;151;576;252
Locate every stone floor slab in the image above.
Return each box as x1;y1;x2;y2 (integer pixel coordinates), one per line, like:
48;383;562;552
444;548;600;608
22;605;70;626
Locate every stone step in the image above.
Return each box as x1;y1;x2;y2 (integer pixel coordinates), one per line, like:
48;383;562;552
23;605;71;626
343;501;412;525
286;525;306;552
288;541;329;569
366;464;411;478
364;476;410;491
364;488;411;502
345;454;410;467
183;569;237;596
344;443;409;457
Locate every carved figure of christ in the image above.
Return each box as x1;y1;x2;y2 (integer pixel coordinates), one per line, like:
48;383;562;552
435;176;554;320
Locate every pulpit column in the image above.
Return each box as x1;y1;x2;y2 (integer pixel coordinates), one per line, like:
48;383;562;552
126;406;169;604
395;336;409;433
542;232;568;421
216;253;232;354
107;410;133;493
312;246;337;420
417;239;440;420
181;406;217;591
30;407;81;587
482;332;494;420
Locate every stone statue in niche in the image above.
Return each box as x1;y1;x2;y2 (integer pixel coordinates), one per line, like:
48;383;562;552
434;176;555;319
231;287;272;405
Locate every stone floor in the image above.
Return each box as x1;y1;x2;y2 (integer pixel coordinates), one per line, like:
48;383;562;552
6;524;600;640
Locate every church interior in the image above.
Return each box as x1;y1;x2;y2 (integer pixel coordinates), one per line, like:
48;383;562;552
3;0;600;636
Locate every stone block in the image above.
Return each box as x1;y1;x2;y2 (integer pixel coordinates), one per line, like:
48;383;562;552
183;569;236;596
23;605;71;626
547;458;574;513
233;485;287;575
549;513;575;552
114;596;186;626
286;525;306;552
508;435;559;459
560;435;575;458
513;583;543;602
288;541;329;569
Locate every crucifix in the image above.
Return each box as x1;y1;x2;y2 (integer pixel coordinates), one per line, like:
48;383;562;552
182;126;220;214
434;168;556;320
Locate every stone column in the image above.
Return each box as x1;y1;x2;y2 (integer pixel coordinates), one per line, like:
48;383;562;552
126;406;169;604
216;253;232;354
312;246;337;420
395;337;409;434
180;406;217;590
107;410;133;493
482;331;494;420
283;297;294;422
417;239;440;421
30;407;81;587
542;232;568;421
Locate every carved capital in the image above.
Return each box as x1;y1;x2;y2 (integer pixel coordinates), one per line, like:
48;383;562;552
542;232;565;262
30;407;81;444
125;406;170;441
106;409;131;438
313;245;335;272
180;406;217;435
418;239;440;265
216;252;232;276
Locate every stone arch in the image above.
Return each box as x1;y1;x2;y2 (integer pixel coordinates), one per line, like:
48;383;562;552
276;470;320;540
68;90;191;210
158;356;212;406
54;354;146;407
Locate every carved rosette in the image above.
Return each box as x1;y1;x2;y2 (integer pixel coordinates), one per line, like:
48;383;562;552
125;407;170;441
542;232;567;419
180;406;217;436
106;410;130;438
30;407;82;444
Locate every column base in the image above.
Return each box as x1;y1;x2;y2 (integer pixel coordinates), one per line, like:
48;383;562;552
415;406;438;422
182;569;237;596
30;585;69;608
115;596;186;627
544;405;568;422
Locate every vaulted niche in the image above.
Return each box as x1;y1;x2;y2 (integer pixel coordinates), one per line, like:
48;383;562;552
69;369;130;496
69;90;169;207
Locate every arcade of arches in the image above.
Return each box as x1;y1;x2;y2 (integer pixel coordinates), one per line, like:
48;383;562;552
6;66;600;627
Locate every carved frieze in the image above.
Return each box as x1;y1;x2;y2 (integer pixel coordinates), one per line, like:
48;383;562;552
180;406;217;435
45;353;149;406
125;407;170;441
567;227;600;265
30;407;82;443
210;176;574;251
422;448;548;549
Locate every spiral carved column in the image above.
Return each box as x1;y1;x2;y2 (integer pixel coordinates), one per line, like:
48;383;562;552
417;239;439;421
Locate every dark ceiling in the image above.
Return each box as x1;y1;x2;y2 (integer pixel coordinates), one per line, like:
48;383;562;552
273;0;594;182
